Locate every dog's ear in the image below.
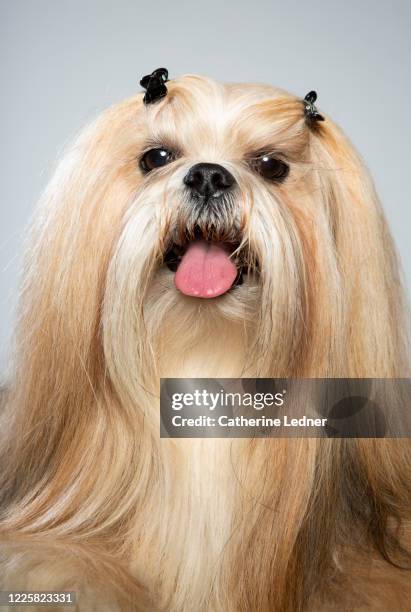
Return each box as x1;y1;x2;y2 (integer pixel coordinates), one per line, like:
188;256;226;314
0;102;149;525
6;102;146;430
308;122;408;376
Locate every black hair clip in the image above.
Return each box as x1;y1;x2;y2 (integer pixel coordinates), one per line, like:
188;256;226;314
140;68;169;105
303;91;325;124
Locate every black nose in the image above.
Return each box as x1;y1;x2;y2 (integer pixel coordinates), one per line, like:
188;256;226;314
184;163;236;198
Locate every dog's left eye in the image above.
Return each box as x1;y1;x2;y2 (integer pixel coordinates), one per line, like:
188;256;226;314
251;154;289;182
140;148;174;173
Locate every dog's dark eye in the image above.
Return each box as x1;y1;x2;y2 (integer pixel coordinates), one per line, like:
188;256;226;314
251;154;289;182
140;148;174;173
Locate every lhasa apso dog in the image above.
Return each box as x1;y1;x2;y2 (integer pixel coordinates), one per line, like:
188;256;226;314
0;72;410;611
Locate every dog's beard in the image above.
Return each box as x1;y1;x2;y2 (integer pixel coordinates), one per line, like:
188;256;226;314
103;163;310;396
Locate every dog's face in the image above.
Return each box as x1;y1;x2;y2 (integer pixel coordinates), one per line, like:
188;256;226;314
135;77;310;300
102;75;330;383
132;77;312;301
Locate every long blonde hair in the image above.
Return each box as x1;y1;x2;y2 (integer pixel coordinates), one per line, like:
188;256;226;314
0;75;410;611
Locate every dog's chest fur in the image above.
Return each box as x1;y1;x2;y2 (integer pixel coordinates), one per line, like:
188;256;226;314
131;323;249;610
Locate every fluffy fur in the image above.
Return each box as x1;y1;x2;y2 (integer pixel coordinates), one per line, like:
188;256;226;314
0;74;410;611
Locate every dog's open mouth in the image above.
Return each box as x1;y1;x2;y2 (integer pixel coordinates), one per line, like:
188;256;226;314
164;234;248;299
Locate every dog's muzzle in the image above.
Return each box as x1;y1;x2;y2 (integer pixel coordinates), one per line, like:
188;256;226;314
161;162;256;299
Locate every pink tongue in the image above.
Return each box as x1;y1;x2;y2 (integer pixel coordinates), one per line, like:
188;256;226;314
175;240;237;298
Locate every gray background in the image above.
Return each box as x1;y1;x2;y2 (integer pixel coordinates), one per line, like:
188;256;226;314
1;0;410;379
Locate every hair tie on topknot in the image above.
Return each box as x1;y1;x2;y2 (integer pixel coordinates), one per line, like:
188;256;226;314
303;91;325;124
140;68;169;105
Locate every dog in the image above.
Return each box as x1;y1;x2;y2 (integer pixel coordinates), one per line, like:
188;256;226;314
0;72;410;611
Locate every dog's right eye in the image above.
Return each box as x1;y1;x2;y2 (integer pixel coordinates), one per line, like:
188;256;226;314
250;154;289;183
140;148;174;173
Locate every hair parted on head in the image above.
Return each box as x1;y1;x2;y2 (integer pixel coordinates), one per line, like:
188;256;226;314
139;68;325;128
